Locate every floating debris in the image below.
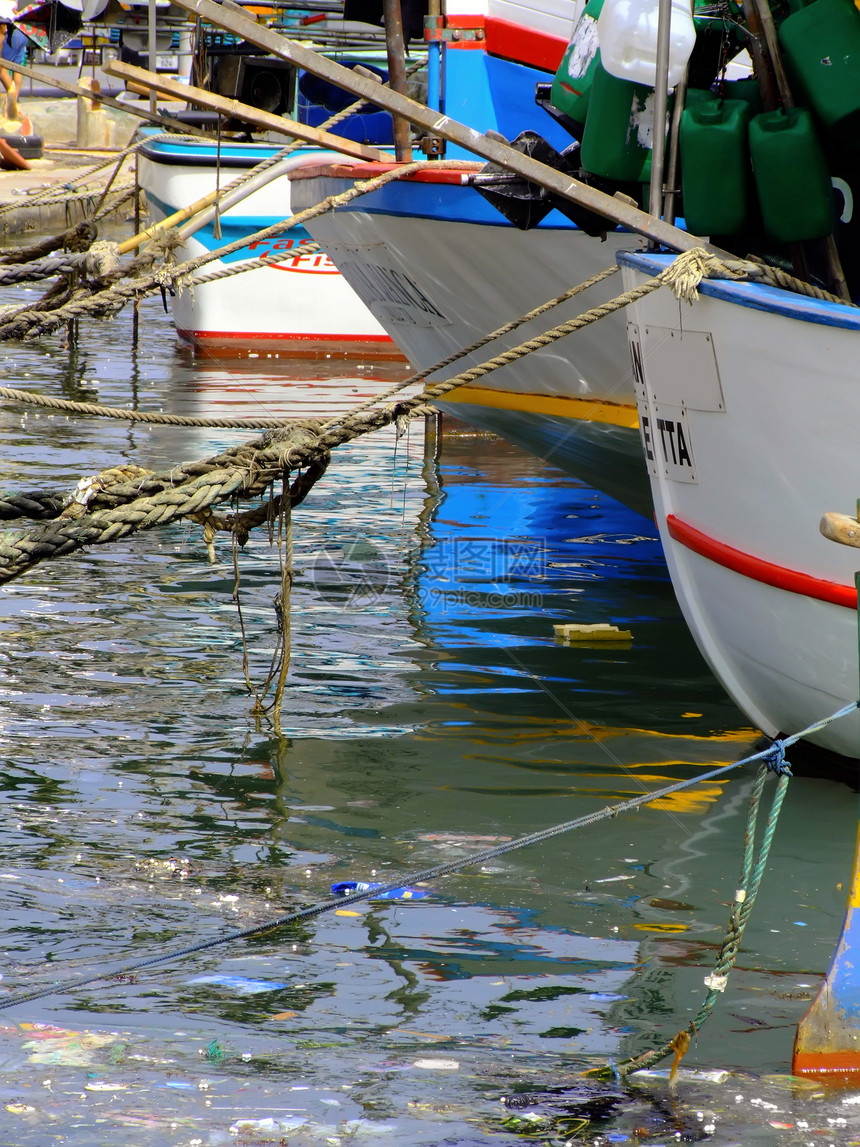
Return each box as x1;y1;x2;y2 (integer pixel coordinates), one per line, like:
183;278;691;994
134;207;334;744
553;622;633;644
186;975;288;995
331;880;427;900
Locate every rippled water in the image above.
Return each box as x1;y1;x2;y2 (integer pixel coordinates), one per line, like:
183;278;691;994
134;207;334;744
0;247;859;1145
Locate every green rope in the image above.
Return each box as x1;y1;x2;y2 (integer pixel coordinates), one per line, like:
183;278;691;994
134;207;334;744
588;761;792;1080
0;708;846;1015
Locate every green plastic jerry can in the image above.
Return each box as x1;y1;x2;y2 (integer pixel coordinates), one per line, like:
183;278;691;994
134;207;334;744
550;0;605;128
749;107;835;242
680;99;751;236
580;63;663;182
779;0;860;143
719;78;763;118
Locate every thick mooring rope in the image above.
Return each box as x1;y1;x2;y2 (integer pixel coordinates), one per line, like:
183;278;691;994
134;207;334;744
321;263;622;428
0;220;99;266
0;139;140;220
0;247;760;576
1;702;854;1017
0;422;335;584
0;161;476;343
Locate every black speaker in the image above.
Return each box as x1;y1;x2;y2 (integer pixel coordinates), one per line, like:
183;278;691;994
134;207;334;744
212;53;297;119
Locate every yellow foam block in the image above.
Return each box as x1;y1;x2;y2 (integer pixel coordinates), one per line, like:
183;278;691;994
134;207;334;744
553;623;633;642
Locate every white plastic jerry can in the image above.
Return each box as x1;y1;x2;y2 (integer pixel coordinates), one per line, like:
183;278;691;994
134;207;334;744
596;0;696;88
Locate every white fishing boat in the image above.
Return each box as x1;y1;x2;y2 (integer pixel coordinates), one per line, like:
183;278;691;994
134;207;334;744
609;0;860;766
287;0;651;510
137;134;400;357
134;0;608;364
290;161;644;509
619;252;860;760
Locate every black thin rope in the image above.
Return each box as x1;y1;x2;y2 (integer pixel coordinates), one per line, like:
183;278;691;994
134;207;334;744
1;702;855;1012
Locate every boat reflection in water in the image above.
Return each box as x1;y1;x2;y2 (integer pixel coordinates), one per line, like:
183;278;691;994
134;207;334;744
154;351;764;1060
0;315;851;1137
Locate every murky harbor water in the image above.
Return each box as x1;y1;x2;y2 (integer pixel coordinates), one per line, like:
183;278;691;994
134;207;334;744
0;254;860;1144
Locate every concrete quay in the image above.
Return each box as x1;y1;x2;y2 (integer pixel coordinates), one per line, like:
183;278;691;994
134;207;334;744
0;93;160;237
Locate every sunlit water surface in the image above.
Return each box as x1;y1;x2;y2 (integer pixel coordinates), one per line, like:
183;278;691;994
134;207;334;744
0;252;857;1146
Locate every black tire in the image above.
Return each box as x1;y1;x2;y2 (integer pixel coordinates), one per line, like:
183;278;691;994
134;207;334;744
0;134;43;160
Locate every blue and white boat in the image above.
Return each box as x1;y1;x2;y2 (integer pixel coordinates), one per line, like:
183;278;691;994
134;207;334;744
286;0;659;512
135;3;598;362
137;131;400;357
290;157;642;509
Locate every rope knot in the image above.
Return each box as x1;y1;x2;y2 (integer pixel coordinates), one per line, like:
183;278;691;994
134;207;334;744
763;738;792;776
660;246;760;303
81;240;121;282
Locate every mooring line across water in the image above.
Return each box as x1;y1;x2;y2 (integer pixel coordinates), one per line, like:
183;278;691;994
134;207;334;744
1;701;854;1015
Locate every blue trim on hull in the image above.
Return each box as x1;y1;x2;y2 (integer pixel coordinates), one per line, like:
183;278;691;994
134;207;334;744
144;189;311;261
320;177;605;230
619;251;860;332
139;136;288;166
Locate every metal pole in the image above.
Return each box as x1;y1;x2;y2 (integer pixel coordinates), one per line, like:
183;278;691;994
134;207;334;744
148;0;158;115
648;0;673;221
382;0;411;160
425;0;441;112
662;71;687;225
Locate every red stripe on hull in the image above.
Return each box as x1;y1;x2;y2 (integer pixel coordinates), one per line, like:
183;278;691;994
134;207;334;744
666;514;858;610
177;330;395;343
484;16;568;71
290;161;480;184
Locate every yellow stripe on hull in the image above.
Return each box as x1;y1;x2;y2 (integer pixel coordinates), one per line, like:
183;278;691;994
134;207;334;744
442;384;640;429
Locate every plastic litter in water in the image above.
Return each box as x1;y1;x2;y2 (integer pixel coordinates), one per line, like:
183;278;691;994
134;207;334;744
23;1029;119;1066
412;1058;460;1070
229;1116;309;1135
331;881;427;900
186;975;288;995
340;1119;398;1136
631;1068;730;1084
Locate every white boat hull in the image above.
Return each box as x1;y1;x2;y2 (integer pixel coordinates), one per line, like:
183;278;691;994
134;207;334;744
137;141;396;356
621;251;860;758
291;166;648;513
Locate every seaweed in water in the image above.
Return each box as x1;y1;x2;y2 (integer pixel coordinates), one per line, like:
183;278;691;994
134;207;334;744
501;1081;713;1142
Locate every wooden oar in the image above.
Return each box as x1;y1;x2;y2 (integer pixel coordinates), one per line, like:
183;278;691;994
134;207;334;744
117;188;223;255
104;61;387;163
118;146;311;254
0;60;211;138
793;820;860;1078
797;524;860;1077
167;0;725;255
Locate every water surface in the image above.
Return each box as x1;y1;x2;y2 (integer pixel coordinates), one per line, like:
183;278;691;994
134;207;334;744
0;260;857;1145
